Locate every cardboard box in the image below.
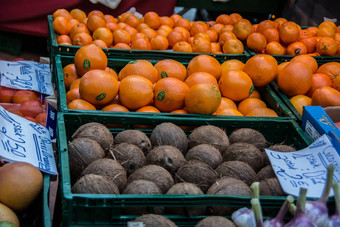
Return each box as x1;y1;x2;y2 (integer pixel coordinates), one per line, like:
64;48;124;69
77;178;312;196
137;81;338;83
302;106;340;141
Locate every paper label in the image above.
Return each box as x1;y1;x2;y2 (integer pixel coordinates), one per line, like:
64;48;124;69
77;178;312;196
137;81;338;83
0;106;57;175
0;60;54;95
265;134;340;198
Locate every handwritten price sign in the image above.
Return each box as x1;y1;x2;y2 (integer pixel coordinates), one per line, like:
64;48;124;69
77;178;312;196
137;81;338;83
0;60;54;95
0;106;57;175
266;134;340;198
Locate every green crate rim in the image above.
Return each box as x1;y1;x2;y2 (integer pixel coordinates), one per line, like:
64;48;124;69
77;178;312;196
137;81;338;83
54;55;296;121
43;174;52;227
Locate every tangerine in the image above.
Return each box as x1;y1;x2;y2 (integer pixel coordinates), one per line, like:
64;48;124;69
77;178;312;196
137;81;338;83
118;60;158;84
187;55;221;80
68;99;96;110
154;59;187;81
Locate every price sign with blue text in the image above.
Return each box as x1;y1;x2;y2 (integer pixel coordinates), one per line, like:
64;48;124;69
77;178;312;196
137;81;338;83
0;106;57;175
0;60;54;95
266;134;340;198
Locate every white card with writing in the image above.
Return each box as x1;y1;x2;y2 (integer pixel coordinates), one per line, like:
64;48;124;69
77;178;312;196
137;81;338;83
265;134;340;198
0;106;57;175
0;60;54;95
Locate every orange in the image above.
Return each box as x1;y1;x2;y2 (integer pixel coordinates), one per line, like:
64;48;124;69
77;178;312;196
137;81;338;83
0;86;16;103
299;29;314;40
311;86;340;107
102;104;129;112
274;17;288;27
316;37;338;56
124;15;140;28
185;83;221;115
289;95;311;115
154;59;187;81
74;44;107;76
290;55;318;73
118;12;133;23
150;35;169;50
286;42;308;55
118;60;158;84
68;99;96;110
136;106;160;113
206;30;218;42
153;77;189;112
69;19;79;28
160;16;174;28
57;35;71;45
237;97;267;116
171;109;188;114
300;37;318;53
277;61;313;96
70;23;90;39
72;32;93;46
246;107;278;117
35;112;47;127
70;78;81;90
167;31;185;48
194;32;211;41
221;59;244;73
104;67;118;80
79;69;119;105
88;10;104;18
319;21;337;32
66;88;81;104
305;73;333;97
278;62;290;73
6;108;23;117
175;18;191;30
307;27;318;36
216;14;232;25
256;20;276;34
157;28;171;37
209;23;224;34
332;76;340;92
112;42;131;49
219;24;234;34
190;21;209;37
86;15;106;33
232;19;252;40
141;28;157;40
215;108;243;116
265;41;285;55
173;26;190;41
53;16;71;35
19;100;43;118
279;22;300;44
222;38;244;54
246;32;267;52
144;12;161;30
317;26;335;38
119;75;154;110
215;97;237;112
316;62;340;81
187;55;222;80
136;23;150;32
249;88;261;99
106;22;119;32
170;14;182;23
53;9;72;20
112;29;132;44
123;25;138;38
211;42;222;53
92;27;113;47
262;28;280;43
132;32;148;41
131;38;151;50
184;72;218;88
103;14;117;24
230;13;242;24
191;37;211;53
13;90;38;103
219;70;254;101
92;39;108;48
243;54;278;87
173;41;193;52
63;63;79;90
218;31;237;46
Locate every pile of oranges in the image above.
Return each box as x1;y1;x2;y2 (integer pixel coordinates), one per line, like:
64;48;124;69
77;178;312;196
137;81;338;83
64;44;284;117
0;88;47;126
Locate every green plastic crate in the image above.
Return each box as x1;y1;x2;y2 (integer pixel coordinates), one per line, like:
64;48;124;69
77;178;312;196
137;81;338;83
43;174;52;227
57;112;313;226
47;15;250;65
54;55;296;121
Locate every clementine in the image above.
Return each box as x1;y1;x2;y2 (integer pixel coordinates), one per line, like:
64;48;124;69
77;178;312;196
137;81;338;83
74;44;108;75
154;59;187;81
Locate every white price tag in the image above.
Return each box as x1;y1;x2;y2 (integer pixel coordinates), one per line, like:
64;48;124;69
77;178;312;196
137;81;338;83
0;106;57;175
0;60;54;95
266;134;340;198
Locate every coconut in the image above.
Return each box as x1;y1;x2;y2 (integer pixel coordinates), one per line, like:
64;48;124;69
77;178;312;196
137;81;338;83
195;216;236;227
71;122;113;152
68;137;105;180
72;174;119;194
108;143;145;175
260;178;285;196
81;158;127;192
207;178;251;215
188;125;229;154
223;142;264;172
264;144;296;165
133;214;177;227
150;122;188;155
229;128;267;150
145;145;186;174
175;160;217;193
122;180;163;215
128;165;174;193
257;165;276;181
215;161;258;186
185;144;222;169
114;130;151;155
165;183;206;216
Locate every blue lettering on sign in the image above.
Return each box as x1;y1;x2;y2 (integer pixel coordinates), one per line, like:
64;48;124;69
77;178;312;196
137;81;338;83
33;134;52;171
269;152;297;170
275;166;303;180
290;180;309;187
1;127;25;144
1;139;27;157
1;72;33;89
29;123;46;135
36;69;50;94
309;138;327;149
292;152;321;169
302;170;326;185
0;109;22;125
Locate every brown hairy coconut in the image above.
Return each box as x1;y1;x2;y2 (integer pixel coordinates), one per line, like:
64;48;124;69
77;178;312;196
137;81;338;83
122;180;163;215
108;143;145;176
133;214;177;227
185;144;222;169
145;145;186;174
128;165;174;193
68;137;105;180
81;158;127;192
223;142;264;172
71;122;113;152
188;125;229;154
150;122;188;155
215;161;258;186
257;165;276;181
263;144;296;165
72;174;119;194
175;160;217;193
229;128;267;150
195;216;236;227
260;178;285;196
114;130;151;155
165;183;206;216
207;178;251;215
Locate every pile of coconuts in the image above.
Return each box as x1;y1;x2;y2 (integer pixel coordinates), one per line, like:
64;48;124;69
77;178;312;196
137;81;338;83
67;122;294;216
